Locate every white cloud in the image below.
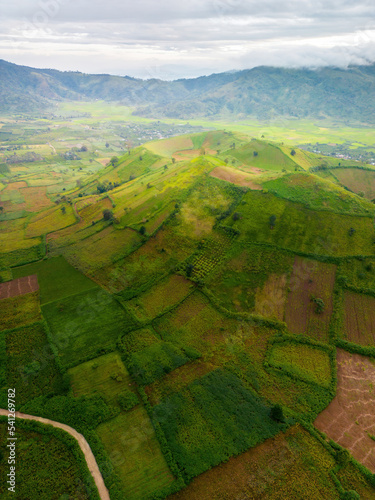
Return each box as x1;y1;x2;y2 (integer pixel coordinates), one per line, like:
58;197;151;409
0;0;374;78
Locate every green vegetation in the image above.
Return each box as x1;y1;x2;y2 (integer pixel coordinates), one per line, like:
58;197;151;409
0;418;99;500
1;116;375;500
12;256;97;304
42;288;139;368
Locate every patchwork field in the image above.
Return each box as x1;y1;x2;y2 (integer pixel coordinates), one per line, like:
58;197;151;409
0;274;38;299
126;274;193;321
334;167;375;200
26;204;77;237
232;190;375;256
68;351;137;408
0;292;41;331
268;341;333;388
170;424;339;500
4;321;63;406
96;407;175;499
42;288;138;368
284;256;336;340
343;291;375;345
12;256;97;304
314;349;375;473
209;165;262;189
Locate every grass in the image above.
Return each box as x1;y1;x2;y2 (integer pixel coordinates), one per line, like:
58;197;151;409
169;424;339;500
12;256;97;304
338;257;375;290
154;369;286;480
119;327;160;354
263;172;375;216
96;406;175;499
42;288;139;368
0;292;41;332
26;204;77;237
231;190;375;257
0;420;94;500
334;167;375;200
126;274;193;321
4;321;63;406
268;342;332;388
68;351;137;409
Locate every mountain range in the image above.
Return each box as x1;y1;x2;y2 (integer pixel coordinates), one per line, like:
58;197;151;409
1;59;375;123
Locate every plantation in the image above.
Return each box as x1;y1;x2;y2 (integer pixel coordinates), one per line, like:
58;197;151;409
12;255;97;304
42;288;138;368
343;291;375;345
4;321;63;406
268;341;333;388
96;407;175;499
1;122;375;499
0;292;41;331
68;352;137;408
170;424;339;500
0;419;97;499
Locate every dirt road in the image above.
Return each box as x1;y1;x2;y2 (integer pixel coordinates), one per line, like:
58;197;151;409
0;408;110;500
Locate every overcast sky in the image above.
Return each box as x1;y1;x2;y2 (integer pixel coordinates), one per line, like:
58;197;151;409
1;0;374;79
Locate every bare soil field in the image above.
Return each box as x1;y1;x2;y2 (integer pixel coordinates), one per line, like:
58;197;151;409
284;257;336;341
344;291;375;345
314;349;375;473
0;275;39;299
210;165;262;189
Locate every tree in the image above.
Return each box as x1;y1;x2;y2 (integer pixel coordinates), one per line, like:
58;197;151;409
61;206;66;215
269;214;277;228
109;156;119;167
270;404;284;422
103;209;113;221
0;206;3;213
253;151;258;157
172;157;176;164
105;142;109;148
348;227;356;236
186;263;194;278
342;491;360;500
232;212;240;221
291;149;296;156
139;226;146;235
311;296;325;314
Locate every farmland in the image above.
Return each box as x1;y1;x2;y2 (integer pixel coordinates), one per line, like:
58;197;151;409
1;111;375;499
343;291;375;345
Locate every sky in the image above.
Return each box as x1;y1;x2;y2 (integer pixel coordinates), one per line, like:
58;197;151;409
0;0;375;80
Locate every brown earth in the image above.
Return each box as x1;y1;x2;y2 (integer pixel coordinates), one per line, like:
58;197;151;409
314;349;375;473
343;291;375;346
209;165;262;189
0;275;39;300
284;256;336;341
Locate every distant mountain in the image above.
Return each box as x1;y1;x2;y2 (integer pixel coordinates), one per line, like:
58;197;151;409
1;59;375;123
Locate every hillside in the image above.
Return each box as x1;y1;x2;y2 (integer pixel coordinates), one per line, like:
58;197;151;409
1;59;375;123
1;128;375;499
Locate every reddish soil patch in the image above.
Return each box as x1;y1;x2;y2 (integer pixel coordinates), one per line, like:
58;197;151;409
0;275;39;299
3;181;28;190
284;256;336;341
314;349;375;473
21;186;53;211
210;165;262;190
343;291;375;346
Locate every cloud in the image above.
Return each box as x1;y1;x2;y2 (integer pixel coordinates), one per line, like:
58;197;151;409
0;0;374;78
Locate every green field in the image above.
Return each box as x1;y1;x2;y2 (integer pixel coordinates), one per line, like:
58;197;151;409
0;419;98;500
12;256;97;304
42;288;139;368
96;407;175;499
68;351;138;408
0;292;41;332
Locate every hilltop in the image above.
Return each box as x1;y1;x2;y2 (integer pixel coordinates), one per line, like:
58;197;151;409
1;59;375;124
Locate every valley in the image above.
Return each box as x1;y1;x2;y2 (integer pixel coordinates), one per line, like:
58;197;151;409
1;101;375;499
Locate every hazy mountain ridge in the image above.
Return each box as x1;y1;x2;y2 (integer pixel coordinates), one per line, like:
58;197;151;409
1;59;375;123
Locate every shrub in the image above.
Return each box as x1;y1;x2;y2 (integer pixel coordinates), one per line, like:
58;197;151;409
270;404;284;422
117;390;139;411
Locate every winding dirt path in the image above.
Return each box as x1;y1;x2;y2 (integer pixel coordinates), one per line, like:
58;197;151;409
0;409;110;500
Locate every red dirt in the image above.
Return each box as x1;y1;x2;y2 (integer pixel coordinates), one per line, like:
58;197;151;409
343;291;375;345
314;349;375;473
284;256;336;341
3;181;28;190
210;166;262;190
0;275;39;300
